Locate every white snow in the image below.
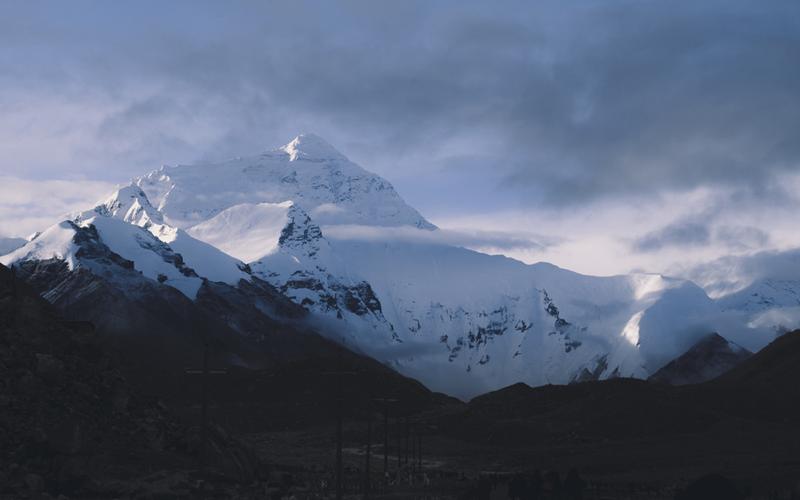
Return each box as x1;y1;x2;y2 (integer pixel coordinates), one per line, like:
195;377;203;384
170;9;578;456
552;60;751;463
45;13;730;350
186;201;293;262
0;215;204;299
95;184;165;226
134;135;435;230
82;184;251;288
1;222;79;270
150;224;250;286
85;215;204;299
279;133;347;162
3;184;252;299
249;232;744;398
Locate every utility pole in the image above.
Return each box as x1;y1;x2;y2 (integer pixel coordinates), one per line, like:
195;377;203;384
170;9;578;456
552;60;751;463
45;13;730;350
396;417;402;469
185;337;227;473
410;425;415;471
405;417;411;465
364;415;372;499
323;349;358;500
417;432;422;473
10;266;17;299
371;398;398;490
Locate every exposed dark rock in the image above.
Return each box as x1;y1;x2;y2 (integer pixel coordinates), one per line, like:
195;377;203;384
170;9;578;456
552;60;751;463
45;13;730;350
570;354;609;383
649;333;752;385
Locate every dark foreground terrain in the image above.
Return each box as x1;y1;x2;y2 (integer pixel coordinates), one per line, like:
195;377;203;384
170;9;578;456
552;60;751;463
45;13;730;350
2;262;799;499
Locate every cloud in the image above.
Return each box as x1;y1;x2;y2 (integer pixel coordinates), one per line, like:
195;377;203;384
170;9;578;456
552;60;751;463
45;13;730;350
0;1;798;280
715;225;770;251
0;177;115;238
679;248;800;298
632;218;772;253
322;224;556;254
0;1;797;208
633;220;711;252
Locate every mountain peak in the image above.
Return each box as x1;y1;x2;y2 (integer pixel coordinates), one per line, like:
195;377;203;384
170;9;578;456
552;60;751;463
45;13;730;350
92;184;164;227
648;332;752;385
278;133;345;162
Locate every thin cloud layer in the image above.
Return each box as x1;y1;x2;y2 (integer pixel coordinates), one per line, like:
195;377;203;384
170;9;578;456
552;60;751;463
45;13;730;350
680;248;800;298
0;177;115;238
323;224;557;254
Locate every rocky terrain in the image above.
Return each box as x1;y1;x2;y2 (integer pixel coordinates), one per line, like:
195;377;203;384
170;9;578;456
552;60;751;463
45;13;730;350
648;333;752;385
0;264;266;498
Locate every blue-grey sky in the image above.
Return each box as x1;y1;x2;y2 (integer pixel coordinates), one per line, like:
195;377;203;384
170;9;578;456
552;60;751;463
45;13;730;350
1;0;799;276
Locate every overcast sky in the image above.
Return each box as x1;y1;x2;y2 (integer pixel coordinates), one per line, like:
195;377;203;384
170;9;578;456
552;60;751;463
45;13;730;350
1;1;799;278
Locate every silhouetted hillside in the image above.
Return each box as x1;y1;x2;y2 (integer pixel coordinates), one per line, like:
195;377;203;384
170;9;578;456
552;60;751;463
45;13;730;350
0;264;261;497
649;333;752;385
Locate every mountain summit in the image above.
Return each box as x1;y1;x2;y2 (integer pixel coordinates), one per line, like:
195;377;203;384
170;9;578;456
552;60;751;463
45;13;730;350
279;133;346;162
135;134;435;230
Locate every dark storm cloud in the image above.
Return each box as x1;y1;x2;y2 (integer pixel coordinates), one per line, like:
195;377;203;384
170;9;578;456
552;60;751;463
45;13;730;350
634;220;712;252
1;0;798;206
633;213;772;253
715;225;771;251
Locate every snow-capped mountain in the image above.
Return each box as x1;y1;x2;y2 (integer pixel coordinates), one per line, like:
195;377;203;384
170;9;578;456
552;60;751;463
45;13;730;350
0;134;785;399
251;230;749;398
1;184;253;300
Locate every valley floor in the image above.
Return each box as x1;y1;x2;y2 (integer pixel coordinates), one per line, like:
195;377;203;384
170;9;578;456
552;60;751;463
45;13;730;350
241;419;800;500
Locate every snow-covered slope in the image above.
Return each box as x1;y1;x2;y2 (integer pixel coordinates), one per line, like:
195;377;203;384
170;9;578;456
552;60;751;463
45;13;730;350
186;202;293;262
251;229;751;398
87;185;251;287
1;218;205;299
135;133;434;230
2;185;252;299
